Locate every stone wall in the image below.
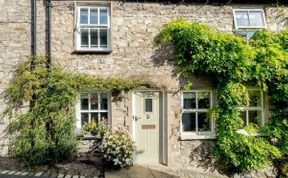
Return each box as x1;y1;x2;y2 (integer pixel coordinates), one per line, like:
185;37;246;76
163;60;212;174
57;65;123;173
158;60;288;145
0;0;31;157
0;0;287;176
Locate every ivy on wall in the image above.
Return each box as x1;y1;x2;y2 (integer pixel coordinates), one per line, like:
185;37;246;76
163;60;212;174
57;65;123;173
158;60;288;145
156;19;288;170
2;56;143;166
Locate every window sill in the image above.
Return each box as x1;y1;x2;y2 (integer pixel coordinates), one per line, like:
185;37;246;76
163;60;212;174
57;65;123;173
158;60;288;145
73;49;113;54
180;133;216;140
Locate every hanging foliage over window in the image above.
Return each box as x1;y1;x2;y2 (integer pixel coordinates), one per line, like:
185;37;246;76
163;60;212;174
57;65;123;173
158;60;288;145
1;56;143;166
156;18;287;170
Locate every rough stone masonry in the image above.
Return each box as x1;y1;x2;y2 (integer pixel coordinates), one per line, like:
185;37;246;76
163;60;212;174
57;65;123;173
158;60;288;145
0;0;287;176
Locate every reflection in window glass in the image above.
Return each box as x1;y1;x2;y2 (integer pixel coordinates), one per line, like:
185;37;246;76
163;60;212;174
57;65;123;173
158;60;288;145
249;11;264;26
198;112;211;132
80;9;88;24
182;113;196;132
81;113;89;125
248;110;262;127
100;29;108;48
90;9;98;24
90;93;98;110
100;9;108;24
100;93;108;110
235;11;249;27
80;94;89;110
198;92;210;109
183;92;196;109
249;90;261;107
81;29;89;47
90;29;98;48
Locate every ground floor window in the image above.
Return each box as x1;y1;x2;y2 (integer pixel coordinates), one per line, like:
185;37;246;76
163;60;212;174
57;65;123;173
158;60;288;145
77;92;110;129
181;91;215;139
239;89;264;127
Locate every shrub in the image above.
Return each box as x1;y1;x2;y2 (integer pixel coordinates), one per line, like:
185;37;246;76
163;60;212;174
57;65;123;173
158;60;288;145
2;56;143;166
100;128;136;168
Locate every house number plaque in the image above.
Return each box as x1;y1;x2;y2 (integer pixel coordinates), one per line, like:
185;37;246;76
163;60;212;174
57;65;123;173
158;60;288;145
142;124;156;129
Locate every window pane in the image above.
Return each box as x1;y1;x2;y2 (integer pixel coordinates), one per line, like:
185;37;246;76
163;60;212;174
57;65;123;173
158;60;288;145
81;113;89;126
90;29;98;48
240;110;247;126
100;9;108;24
249;11;264;26
80;94;89;110
235;11;249;27
145;98;153;112
80;9;88;24
91;113;99;125
100;112;108;123
90;93;99;110
198;112;211;132
100;29;108;48
248;110;262;127
249;90;261;107
90;9;98;24
183;92;196;109
81;29;89;47
182;113;196;132
100;93;108;110
198;92;210;109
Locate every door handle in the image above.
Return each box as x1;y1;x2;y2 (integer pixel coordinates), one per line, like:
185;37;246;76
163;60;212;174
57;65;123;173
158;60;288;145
133;116;140;120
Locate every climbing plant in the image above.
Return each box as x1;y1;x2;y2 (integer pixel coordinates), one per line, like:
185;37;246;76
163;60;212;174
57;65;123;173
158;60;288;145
2;56;143;166
156;19;287;170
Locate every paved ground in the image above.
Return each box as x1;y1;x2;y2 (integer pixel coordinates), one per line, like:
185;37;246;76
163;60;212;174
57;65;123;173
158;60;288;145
105;164;179;178
0;164;179;178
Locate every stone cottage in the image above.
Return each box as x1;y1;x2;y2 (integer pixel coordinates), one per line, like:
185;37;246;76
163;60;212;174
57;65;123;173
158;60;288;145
0;0;287;174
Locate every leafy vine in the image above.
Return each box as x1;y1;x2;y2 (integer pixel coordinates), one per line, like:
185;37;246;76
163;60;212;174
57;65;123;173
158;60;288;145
2;56;144;166
156;19;287;170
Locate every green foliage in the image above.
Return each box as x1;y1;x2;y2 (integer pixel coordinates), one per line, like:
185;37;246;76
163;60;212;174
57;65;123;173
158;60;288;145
157;19;288;170
2;56;143;166
83;120;110;139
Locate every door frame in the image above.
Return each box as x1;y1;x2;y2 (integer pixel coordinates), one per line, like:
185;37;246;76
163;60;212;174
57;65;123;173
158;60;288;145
132;90;167;165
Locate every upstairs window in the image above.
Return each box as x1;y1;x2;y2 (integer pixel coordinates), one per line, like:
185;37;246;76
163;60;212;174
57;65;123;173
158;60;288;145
239;89;264;127
233;9;266;29
77;6;111;51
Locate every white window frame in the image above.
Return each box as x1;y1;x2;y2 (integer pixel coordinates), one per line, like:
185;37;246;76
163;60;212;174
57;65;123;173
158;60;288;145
233;9;267;29
239;88;264;127
181;90;215;140
76;6;111;52
76;92;111;131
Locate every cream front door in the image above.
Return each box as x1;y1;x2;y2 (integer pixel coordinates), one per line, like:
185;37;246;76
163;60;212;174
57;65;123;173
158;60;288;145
133;91;162;163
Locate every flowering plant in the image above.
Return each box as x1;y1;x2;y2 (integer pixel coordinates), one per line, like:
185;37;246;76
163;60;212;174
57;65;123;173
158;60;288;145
101;127;136;168
82;119;110;139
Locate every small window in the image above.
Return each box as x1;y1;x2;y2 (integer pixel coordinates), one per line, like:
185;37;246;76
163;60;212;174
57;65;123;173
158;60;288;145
78;92;109;129
233;9;266;29
239;89;264;127
145;98;153;112
77;6;111;51
181;91;214;139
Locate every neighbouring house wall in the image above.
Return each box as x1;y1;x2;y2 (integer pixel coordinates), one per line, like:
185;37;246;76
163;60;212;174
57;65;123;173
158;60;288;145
0;0;31;157
0;1;287;176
